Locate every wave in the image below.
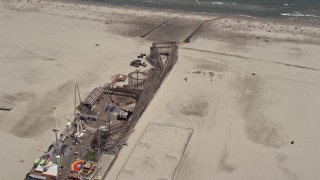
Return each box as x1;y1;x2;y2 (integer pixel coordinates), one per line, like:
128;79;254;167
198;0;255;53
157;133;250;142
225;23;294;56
95;0;320;19
305;14;320;18
281;11;304;17
193;1;226;5
238;14;256;19
281;11;320;19
210;2;224;5
209;1;237;5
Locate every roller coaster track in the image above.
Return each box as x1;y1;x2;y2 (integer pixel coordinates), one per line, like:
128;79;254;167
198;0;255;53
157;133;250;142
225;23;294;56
102;43;178;154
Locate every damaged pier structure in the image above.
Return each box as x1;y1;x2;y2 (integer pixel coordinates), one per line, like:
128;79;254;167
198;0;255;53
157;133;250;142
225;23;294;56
24;42;178;180
90;42;178;154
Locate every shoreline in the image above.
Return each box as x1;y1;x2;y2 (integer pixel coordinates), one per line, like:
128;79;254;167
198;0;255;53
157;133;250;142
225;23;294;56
54;0;320;27
7;0;320;46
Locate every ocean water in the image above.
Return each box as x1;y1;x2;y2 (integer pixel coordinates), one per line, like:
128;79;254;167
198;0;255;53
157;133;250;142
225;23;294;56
94;0;320;19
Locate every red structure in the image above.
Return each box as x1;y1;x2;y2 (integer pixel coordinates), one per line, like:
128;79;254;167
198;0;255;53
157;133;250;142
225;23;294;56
83;87;105;107
71;160;84;172
83;74;127;107
110;74;127;88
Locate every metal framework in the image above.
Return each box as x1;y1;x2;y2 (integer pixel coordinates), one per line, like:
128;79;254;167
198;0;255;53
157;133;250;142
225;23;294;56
92;42;179;154
83;87;105;107
127;70;148;91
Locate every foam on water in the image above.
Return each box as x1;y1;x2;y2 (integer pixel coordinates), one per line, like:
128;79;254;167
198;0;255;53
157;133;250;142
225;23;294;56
95;0;320;20
210;1;224;5
281;11;320;19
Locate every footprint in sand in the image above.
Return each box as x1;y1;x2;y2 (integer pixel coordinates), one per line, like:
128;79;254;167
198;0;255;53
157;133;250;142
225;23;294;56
166;153;180;161
122;168;136;175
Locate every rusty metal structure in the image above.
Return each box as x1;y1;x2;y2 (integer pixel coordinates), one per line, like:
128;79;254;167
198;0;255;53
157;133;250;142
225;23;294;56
91;42;179;154
127;70;148;91
83;87;105;107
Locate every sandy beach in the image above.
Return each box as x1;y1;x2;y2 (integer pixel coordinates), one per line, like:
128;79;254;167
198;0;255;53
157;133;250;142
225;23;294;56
1;0;320;179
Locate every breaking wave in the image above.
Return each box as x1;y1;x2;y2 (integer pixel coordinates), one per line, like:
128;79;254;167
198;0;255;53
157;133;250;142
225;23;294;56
281;11;320;19
210;1;224;5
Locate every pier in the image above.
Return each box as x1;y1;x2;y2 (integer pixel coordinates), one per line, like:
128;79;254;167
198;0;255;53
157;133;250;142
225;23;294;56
25;42;178;180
